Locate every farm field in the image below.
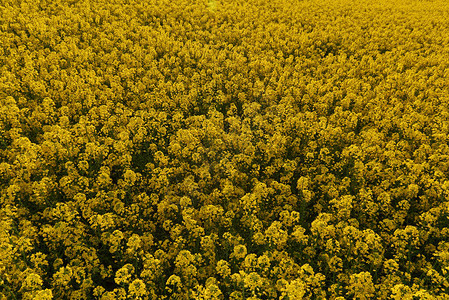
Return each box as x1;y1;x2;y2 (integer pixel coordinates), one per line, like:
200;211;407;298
1;0;449;299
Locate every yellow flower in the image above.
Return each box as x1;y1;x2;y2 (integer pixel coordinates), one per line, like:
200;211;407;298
128;279;147;298
301;189;313;202
123;169;137;186
243;272;262;293
97;166;113;187
265;221;288;250
207;0;217;12
109;230;124;253
329;195;353;220
390;284;413;300
347;272;375;300
328;256;343;273
114;264;134;286
30;252;48;270
22;273;43;290
93;286;105;297
383;259;399;275
165;275;182;293
255;255;270;274
311;213;335;240
243;254;258;272
127;234;142;252
230;291;243;300
100;291;117;300
216;260;231;278
53;266;73;286
280;278;306;300
175;250;195;269
276;279;288;292
292;225;309;245
194;279;223;300
141;254;162;281
28;289;53;300
179;196;192;208
232;245;247;260
252;231;266;246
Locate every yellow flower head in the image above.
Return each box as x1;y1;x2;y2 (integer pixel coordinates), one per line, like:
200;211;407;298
166;275;182;293
22;273;43;290
216;260;231;278
347;272;375;300
31;289;53;300
280;278;306;300
253;231;266;245
127;234;142;251
128;279;147;297
243;254;258;272
232;245;247;260
114;264;135;286
123;169;137;185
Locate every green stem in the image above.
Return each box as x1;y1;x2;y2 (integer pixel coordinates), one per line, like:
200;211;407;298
407;240;412;285
1;282;18;300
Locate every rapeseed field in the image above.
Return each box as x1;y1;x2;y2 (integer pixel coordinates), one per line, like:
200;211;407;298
1;0;449;298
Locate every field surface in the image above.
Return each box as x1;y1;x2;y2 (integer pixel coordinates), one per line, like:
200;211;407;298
1;0;449;299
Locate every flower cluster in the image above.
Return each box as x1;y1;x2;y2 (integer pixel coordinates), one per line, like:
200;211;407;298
1;0;449;298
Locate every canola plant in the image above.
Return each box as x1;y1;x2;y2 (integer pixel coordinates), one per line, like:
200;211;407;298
1;0;449;299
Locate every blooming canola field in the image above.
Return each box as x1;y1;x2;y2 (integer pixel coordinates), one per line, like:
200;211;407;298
1;0;449;299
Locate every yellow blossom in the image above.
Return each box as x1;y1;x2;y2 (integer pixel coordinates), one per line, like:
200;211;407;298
216;260;231;278
128;279;147;298
347;272;375;300
114;264;134;286
232;245;247;260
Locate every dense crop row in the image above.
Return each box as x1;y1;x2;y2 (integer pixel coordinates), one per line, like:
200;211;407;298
1;0;449;299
